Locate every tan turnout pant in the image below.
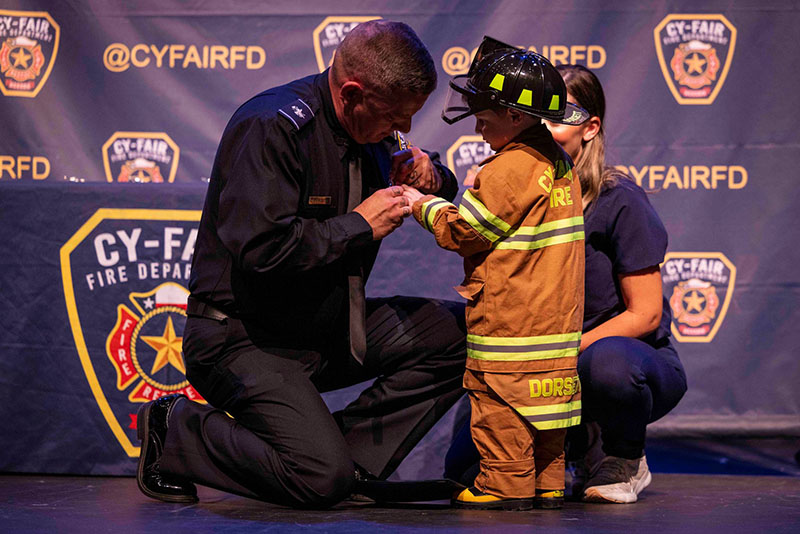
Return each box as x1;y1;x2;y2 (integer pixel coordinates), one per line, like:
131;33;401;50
465;369;566;499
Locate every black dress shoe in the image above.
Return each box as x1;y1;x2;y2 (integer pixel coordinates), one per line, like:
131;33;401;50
136;394;198;503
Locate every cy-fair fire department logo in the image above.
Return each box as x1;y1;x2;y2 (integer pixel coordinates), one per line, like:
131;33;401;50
61;209;203;456
654;14;736;105
102;132;180;183
0;10;59;97
661;252;736;343
446;135;494;188
312;16;381;72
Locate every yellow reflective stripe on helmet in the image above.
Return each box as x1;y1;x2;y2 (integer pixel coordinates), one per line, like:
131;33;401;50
420;198;452;233
467;332;581;361
458;190;511;242
549;94;560;111
489;73;505;91
517;89;533;106
495;216;584;250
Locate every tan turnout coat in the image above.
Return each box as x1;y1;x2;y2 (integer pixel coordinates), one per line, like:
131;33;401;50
412;125;585;430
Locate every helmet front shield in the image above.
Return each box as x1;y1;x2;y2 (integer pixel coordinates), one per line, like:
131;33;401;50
442;76;474;125
441;75;504;125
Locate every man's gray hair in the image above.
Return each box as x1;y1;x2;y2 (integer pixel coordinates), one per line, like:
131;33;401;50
333;20;437;96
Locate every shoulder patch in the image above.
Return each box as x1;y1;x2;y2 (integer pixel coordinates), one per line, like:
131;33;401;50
277;98;314;130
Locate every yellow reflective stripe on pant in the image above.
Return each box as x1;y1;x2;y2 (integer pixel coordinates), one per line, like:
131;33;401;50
515;400;582;429
467;332;581;361
495;216;584;250
420;198;452;232
458;190;511;243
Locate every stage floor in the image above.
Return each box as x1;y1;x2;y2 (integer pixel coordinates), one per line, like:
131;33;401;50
3;473;799;533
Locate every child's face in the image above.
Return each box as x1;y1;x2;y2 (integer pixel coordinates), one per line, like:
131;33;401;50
473;108;519;152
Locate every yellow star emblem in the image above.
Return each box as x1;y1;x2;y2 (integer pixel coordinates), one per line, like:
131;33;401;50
684;53;706;74
10;47;32;69
141;316;186;375
683;290;706;312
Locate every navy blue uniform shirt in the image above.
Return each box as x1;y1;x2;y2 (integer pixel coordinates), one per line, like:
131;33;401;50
189;70;457;348
583;178;673;345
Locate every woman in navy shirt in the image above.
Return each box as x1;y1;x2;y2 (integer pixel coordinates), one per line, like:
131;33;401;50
545;64;687;503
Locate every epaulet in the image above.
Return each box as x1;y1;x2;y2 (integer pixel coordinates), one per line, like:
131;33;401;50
277;98;315;130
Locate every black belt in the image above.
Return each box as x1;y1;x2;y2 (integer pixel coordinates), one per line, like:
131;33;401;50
186;297;230;322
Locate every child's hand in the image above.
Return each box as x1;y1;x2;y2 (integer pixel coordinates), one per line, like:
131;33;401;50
401;184;424;204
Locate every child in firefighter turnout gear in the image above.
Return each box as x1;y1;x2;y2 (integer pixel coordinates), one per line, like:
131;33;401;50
404;37;590;510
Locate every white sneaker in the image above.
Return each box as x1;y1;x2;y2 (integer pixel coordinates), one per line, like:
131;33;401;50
582;455;652;504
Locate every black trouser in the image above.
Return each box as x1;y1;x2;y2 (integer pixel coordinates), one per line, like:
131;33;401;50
160;296;466;508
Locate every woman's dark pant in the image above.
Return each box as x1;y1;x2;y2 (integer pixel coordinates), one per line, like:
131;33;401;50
575;336;687;459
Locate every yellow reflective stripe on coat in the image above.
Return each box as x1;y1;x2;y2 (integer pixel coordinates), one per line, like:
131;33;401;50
420;198;452;233
467;332;581;361
516;400;582;429
458;190;511;243
495;216;584;250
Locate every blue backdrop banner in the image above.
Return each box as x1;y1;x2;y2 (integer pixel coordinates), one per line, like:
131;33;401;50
1;0;798;475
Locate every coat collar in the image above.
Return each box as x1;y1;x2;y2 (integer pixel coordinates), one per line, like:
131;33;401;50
314;70;355;160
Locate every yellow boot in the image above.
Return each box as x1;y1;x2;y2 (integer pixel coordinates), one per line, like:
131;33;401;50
452;486;533;511
534;489;564;509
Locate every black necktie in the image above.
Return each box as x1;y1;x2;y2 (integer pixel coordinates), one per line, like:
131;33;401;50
347;154;367;364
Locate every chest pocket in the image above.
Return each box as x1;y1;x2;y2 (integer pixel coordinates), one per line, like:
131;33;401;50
301;191;339;220
298;144;342;220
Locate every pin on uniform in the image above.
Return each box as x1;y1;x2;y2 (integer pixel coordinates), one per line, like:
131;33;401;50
393;130;420;185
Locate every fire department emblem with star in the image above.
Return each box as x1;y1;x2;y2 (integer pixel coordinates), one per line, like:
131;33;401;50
654;14;736;105
661;252;736;343
107;283;202;404
61;208;203;457
0;9;60;97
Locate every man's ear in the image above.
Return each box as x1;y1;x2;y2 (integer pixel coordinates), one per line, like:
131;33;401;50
339;81;365;113
582;116;602;142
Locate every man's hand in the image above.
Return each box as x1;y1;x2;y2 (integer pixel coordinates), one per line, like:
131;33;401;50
353;185;411;240
390;147;443;194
